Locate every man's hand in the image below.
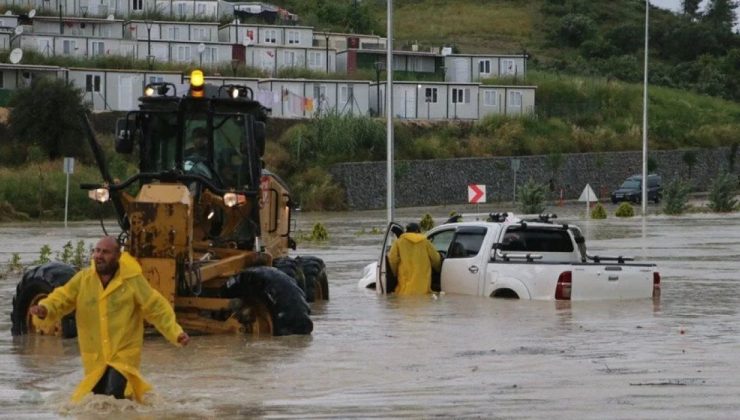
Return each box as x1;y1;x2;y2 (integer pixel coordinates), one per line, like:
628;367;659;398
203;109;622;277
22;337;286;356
29;305;47;319
177;332;190;346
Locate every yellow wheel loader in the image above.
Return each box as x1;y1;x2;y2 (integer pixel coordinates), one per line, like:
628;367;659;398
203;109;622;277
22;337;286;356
11;70;328;337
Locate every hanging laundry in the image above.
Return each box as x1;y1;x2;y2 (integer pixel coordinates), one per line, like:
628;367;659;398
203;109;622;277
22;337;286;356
304;97;314;112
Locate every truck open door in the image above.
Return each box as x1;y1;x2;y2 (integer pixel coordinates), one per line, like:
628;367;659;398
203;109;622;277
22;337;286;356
376;222;404;295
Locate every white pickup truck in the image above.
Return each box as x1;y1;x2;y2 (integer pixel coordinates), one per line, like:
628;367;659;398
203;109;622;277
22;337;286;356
359;213;660;301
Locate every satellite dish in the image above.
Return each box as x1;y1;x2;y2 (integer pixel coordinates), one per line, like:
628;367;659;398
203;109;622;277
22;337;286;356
28;9;36;18
107;14;115;20
4;10;12;16
14;26;23;36
197;43;206;53
9;48;23;64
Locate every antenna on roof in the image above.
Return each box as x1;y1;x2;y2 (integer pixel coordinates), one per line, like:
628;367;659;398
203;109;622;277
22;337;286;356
4;10;11;16
9;48;23;64
28;9;36;18
107;14;115;20
14;25;23;36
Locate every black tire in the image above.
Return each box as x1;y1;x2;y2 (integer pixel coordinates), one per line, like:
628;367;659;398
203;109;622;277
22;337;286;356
273;256;306;295
11;262;78;338
297;256;329;302
224;266;313;336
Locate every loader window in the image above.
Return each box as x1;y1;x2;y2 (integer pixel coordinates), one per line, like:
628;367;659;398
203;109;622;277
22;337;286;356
144;114;178;172
213;117;243;187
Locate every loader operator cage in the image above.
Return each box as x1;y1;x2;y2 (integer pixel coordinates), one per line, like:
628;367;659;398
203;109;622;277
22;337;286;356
134;97;263;193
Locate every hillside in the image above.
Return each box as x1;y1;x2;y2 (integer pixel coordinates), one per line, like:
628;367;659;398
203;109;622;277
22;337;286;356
277;0;740;102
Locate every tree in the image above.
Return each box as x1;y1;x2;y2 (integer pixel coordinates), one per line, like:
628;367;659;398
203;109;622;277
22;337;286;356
703;0;738;32
9;77;87;161
682;0;702;17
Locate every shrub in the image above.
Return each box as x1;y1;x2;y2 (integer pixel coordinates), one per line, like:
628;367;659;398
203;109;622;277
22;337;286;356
707;172;739;212
518;179;547;214
591;203;607;219
615;202;635;217
420;213;435;232
662;179;691;215
309;223;329;242
9;78;88;161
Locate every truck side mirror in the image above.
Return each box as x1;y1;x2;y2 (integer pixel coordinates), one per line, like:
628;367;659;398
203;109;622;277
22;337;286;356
115;118;135;154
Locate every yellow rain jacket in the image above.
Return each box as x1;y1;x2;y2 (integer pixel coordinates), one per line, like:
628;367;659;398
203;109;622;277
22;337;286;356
37;252;184;403
388;232;442;295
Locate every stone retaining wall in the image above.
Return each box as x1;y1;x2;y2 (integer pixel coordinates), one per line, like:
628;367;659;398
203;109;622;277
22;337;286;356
330;147;739;209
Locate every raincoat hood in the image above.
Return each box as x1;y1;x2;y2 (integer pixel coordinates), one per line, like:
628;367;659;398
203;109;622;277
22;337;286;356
400;232;428;244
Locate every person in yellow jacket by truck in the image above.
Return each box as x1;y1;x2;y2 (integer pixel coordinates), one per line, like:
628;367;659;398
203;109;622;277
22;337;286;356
388;223;442;295
29;236;189;403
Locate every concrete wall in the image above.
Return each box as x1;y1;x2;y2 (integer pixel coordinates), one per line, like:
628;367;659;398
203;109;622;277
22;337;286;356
330;148;740;210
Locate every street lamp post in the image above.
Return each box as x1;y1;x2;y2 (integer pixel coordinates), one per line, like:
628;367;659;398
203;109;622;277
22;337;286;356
374;61;384;117
145;20;153;70
641;0;649;216
231;59;239;76
325;33;330;73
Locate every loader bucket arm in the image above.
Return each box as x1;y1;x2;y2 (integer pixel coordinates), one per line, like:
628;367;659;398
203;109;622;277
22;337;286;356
80;111;129;230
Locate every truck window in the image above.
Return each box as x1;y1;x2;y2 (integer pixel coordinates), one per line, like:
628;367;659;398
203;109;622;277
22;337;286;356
439;226;487;259
501;228;574;252
428;230;455;254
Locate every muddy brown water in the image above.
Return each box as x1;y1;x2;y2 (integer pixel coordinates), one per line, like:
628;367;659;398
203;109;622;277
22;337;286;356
1;205;740;419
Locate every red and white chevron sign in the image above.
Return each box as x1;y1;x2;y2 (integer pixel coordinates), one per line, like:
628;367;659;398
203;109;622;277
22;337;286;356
468;184;486;204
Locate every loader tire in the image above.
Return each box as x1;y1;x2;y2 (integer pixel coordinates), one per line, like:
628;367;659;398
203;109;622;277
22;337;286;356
224;266;313;336
11;262;78;338
273;256;307;295
297;256;329;302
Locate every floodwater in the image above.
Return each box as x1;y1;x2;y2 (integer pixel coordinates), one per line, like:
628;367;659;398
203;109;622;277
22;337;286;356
1;205;740;419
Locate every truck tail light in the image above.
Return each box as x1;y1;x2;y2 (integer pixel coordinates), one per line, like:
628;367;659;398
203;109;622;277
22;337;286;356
653;272;661;298
555;271;572;300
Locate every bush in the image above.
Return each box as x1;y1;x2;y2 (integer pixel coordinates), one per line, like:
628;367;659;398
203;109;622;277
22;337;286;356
9;78;88;161
707;172;739;212
420;213;435;232
615;202;635;217
591;203;607;219
518;179;547;214
662;179;691;215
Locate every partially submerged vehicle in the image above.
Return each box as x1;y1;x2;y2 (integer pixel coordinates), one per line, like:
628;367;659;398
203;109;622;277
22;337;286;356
360;213;660;301
11;70;328;338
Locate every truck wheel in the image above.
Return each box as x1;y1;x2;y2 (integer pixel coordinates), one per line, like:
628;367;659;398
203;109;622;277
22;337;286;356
11;262;78;338
224;266;313;336
297;256;329;302
273;256;307;296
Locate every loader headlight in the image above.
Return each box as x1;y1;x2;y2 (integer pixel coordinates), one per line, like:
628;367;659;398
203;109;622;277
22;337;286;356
88;188;110;203
223;192;246;208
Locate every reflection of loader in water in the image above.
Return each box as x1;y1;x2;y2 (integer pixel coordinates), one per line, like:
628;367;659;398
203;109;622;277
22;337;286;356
10;70;328;339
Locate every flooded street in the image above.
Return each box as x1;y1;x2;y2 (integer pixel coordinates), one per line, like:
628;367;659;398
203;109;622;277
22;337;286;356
2;206;740;419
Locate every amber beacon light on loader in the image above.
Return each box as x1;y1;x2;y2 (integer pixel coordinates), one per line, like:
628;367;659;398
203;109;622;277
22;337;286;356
11;70;329;338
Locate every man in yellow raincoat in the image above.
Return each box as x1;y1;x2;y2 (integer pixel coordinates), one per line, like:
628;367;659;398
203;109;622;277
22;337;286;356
30;236;189;403
388;223;442;295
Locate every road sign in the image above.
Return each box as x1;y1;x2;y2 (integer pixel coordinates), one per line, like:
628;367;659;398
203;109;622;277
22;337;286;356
468;184;486;204
511;159;520;172
63;157;75;174
578;184;597;202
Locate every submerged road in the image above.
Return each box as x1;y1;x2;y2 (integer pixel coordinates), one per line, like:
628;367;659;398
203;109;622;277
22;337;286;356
1;206;739;418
